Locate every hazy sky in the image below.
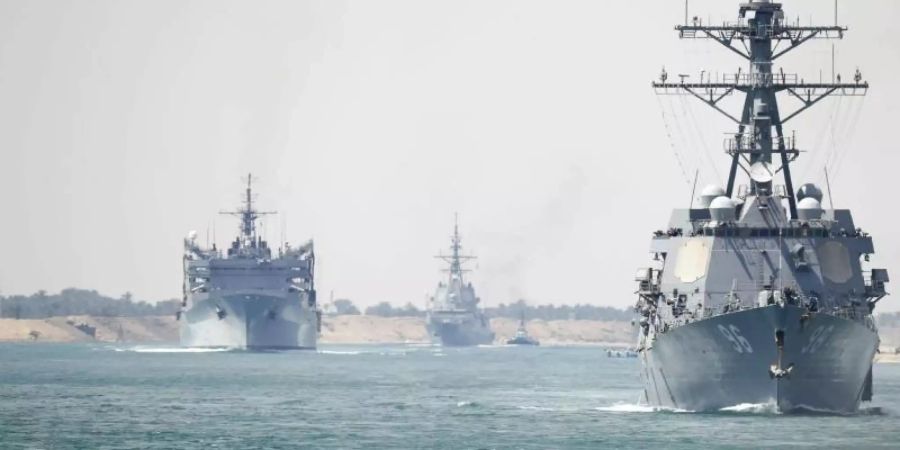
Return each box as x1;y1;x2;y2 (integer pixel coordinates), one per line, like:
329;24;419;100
1;0;898;311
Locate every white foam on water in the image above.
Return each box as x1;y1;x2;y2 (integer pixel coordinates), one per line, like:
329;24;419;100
719;402;780;414
595;403;691;413
317;350;363;355
517;405;557;412
117;346;231;353
456;401;476;407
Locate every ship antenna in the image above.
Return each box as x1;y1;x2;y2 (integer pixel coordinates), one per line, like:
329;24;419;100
435;212;475;282
653;1;867;219
824;166;835;210
219;173;276;243
281;213;286;253
689;168;699;209
452;212;460;274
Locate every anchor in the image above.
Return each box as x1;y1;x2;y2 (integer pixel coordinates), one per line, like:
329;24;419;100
769;329;795;379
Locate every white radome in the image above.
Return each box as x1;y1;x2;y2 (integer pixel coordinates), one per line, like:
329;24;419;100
797;183;824;202
709;196;736;221
797;197;823;220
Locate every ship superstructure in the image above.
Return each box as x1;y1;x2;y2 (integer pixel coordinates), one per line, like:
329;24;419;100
635;1;889;413
180;175;319;349
426;217;494;346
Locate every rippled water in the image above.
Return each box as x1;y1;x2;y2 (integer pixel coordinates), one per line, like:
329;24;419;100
1;343;898;449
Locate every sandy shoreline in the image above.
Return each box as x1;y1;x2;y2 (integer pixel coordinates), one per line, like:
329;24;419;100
4;316;898;359
0;315;636;347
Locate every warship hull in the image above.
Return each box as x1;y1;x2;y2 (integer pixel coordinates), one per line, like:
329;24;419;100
180;294;317;350
641;305;877;413
426;315;494;346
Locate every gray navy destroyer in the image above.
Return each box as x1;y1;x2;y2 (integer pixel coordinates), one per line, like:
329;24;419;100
426;218;495;346
635;0;889;413
180;175;319;349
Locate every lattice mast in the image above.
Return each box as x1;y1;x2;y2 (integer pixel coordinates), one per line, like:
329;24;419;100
654;1;867;218
219;173;276;241
435;213;476;283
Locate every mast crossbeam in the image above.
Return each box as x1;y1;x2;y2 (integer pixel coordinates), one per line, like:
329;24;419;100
653;81;867;126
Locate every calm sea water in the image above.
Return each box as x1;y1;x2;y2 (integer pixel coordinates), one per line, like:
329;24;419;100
1;343;898;449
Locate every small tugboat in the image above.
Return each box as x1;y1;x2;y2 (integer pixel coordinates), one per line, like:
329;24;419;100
506;312;539;346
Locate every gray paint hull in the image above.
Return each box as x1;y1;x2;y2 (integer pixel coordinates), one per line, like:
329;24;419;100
426;316;494;347
180;294;317;349
641;305;877;413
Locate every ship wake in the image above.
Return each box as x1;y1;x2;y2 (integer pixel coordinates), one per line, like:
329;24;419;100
114;346;233;353
595;403;692;414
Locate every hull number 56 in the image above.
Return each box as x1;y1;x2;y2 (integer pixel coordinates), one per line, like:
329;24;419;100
718;324;753;353
802;325;835;354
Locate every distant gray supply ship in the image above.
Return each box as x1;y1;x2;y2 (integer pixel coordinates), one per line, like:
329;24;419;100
426;217;495;346
179;175;319;349
634;1;889;413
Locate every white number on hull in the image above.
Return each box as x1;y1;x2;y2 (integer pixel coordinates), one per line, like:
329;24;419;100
718;324;753;354
802;325;835;354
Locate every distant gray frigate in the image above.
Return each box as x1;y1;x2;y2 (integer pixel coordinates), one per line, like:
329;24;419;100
635;0;889;413
179;175;319;349
426;217;494;346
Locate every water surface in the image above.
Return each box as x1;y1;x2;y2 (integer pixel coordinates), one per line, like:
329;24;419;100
1;343;897;449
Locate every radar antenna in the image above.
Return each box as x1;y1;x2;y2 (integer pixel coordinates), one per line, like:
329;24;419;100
435;213;476;282
219;173;276;241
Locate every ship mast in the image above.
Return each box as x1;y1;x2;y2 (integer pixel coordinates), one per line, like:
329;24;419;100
220;173;276;242
654;0;867;218
435;213;476;283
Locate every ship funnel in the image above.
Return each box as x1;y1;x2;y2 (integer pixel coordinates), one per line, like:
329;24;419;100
796;183;824;203
709;196;736;222
699;185;726;208
797;197;823;221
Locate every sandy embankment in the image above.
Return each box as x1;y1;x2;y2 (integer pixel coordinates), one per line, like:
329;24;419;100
489;318;634;347
0;316;178;343
4;315;898;354
321;316;635;346
0;315;636;346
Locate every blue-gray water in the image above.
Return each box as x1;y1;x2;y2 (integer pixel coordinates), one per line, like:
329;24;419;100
1;343;899;449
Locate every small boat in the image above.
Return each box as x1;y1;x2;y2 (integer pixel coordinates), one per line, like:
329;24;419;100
506;312;539;346
606;349;638;358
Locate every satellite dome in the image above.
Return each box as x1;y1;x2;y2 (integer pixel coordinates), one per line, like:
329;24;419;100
709;196;736;222
797;183;824;202
797;197;823;221
699;185;726;208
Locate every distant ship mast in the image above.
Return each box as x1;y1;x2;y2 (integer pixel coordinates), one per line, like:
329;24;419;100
219;173;276;246
654;0;867;217
435;213;476;283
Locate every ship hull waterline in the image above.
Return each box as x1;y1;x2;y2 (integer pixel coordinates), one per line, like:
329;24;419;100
640;305;877;414
180;294;317;350
426;316;494;347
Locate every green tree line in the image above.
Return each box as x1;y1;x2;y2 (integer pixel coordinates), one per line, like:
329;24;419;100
340;299;633;321
0;289;179;319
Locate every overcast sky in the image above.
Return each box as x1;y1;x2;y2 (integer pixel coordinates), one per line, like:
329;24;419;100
1;0;898;311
